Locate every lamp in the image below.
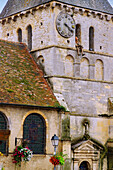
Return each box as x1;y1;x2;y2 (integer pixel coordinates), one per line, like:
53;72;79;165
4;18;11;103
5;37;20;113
51;134;59;170
51;134;59;148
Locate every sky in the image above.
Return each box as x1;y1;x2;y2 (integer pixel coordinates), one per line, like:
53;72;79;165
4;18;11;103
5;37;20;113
0;0;8;12
0;0;113;13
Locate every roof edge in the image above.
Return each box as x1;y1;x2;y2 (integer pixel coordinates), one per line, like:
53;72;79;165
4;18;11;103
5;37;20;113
0;0;113;19
0;102;62;110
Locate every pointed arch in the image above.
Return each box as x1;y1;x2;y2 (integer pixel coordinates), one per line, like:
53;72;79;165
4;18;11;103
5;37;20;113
27;25;32;51
17;28;22;42
95;59;104;80
65;55;74;77
76;24;81;44
89;26;94;51
80;57;89;78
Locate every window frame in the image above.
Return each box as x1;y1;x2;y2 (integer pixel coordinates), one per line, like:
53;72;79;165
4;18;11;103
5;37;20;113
89;26;94;51
27;25;32;51
17;28;22;42
23;113;46;154
0;112;10;155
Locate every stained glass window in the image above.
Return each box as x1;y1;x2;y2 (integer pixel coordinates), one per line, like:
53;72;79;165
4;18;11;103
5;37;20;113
0;112;7;154
23;113;46;154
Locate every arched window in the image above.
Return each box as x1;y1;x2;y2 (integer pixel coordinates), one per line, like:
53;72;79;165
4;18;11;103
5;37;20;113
37;56;44;71
23;113;46;154
89;26;94;51
80;57;89;78
27;25;32;51
0;112;7;154
76;24;81;44
95;59;104;80
65;55;74;77
17;28;22;42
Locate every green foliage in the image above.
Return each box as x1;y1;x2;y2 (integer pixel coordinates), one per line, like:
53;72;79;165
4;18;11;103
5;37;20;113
62;117;70;139
54;103;67;111
12;146;33;167
58;105;67;111
6;88;14;93
58;156;65;165
12;146;23;166
50;152;67;166
1;168;5;170
56;152;67;165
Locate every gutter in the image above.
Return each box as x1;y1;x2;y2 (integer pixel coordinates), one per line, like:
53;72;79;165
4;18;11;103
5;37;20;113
0;102;62;111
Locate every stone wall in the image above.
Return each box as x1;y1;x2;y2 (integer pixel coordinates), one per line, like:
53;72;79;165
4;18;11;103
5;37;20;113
0;2;113;55
33;47;113;81
0;1;113;169
0;105;61;170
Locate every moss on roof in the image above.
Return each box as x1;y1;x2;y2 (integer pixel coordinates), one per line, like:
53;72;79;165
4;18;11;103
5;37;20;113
0;39;60;107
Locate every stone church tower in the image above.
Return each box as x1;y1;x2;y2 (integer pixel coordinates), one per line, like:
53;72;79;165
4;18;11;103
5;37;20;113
0;0;113;169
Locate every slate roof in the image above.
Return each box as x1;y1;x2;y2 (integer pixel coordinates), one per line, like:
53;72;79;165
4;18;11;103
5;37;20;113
0;0;113;18
0;39;60;107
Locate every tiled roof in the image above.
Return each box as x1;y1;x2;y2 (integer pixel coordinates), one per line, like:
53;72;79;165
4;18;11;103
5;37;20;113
0;0;113;18
0;39;59;107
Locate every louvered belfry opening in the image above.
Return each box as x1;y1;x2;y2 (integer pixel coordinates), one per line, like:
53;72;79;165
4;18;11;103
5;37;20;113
76;24;81;44
23;113;46;154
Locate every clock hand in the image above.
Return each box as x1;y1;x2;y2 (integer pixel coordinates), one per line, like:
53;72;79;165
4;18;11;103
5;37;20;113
64;23;73;33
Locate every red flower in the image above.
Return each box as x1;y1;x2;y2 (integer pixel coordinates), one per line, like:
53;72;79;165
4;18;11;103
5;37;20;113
49;156;59;166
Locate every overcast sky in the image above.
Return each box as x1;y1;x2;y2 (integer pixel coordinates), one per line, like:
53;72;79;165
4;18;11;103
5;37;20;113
0;0;113;13
0;0;8;12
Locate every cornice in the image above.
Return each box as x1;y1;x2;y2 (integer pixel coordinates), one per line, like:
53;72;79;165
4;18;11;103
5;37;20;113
44;75;113;84
30;45;113;58
0;1;113;25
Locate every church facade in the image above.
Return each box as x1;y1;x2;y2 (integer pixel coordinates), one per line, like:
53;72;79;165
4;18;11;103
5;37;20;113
0;0;113;169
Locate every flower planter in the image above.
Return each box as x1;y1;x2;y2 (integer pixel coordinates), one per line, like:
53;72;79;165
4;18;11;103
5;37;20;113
12;146;33;166
49;152;66;168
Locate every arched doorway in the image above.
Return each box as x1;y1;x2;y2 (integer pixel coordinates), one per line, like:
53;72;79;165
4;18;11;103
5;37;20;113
79;161;90;170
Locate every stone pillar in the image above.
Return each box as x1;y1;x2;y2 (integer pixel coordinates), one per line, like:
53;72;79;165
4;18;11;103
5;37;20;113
73;160;79;170
92;160;98;170
89;64;95;79
102;157;107;170
62;140;71;170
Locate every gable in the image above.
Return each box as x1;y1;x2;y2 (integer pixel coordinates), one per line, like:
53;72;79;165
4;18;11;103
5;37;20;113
78;143;95;151
72;139;103;151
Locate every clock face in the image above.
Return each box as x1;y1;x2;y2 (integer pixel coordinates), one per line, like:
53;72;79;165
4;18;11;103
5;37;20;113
56;12;75;38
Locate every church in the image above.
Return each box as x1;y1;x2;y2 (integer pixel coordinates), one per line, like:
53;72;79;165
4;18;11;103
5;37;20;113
0;0;113;169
